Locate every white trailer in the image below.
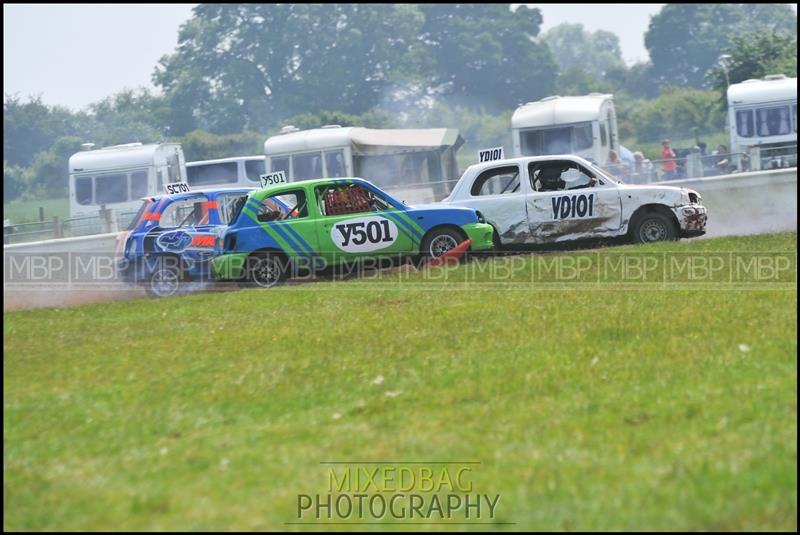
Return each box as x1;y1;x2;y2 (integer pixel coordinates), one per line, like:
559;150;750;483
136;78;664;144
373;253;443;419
727;74;797;170
263;125;464;203
511;94;618;164
186;155;266;188
69;142;186;219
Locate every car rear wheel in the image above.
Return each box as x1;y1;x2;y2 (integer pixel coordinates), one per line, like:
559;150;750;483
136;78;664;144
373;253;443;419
632;212;677;244
146;258;182;298
245;253;287;288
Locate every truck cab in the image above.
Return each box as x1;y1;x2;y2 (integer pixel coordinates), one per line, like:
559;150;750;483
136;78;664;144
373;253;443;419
511;94;618;163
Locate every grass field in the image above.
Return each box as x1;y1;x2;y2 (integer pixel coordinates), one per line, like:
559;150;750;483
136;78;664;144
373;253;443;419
4;233;797;530
3;197;69;223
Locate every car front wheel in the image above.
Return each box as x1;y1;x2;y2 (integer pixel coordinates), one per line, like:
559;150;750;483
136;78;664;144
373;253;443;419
632;212;677;244
420;227;465;260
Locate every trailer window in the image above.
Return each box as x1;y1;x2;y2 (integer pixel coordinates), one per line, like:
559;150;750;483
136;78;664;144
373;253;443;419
244;159;266;182
736;110;754;138
520;128;572;156
293;153;323;180
95;174;128;204
130;171;149;198
325;150;346;177
794;104;797;133
599;124;607;147
756;106;791;137
355;154;400;187
574;123;593;150
166;150;182;182
270;157;290;175
75;177;93;205
187;162;238;186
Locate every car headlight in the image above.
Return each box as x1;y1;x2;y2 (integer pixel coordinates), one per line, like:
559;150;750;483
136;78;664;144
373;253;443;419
682;207;698;216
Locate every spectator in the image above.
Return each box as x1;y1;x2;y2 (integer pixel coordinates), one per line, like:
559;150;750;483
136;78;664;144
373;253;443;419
631;151;654;183
660;139;677;179
604;149;629;180
712;144;735;174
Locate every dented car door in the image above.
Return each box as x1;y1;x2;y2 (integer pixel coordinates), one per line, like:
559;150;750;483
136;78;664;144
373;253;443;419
525;160;622;242
455;163;530;245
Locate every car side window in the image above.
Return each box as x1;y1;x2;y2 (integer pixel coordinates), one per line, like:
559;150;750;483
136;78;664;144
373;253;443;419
530;162;596;192
470;165;521;196
217;193;249;224
257;190;308;222
315;185;389;216
160;196;211;228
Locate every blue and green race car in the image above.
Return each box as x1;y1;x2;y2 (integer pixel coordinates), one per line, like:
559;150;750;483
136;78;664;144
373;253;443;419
212;177;495;287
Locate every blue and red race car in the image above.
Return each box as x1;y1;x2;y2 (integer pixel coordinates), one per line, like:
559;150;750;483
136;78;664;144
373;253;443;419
117;187;258;296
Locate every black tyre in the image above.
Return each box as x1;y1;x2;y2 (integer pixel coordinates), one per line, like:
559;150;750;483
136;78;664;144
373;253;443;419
420;227;466;261
244;253;287;288
632;211;677;244
145;256;183;298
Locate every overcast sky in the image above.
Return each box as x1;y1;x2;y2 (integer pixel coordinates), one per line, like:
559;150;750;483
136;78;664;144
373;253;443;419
0;3;718;110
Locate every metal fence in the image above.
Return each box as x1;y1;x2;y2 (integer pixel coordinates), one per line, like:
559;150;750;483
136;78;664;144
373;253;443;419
3;209;141;245
609;143;797;184
4;145;797;244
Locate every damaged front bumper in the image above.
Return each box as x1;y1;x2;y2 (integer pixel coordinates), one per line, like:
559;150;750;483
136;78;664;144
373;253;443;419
672;204;708;237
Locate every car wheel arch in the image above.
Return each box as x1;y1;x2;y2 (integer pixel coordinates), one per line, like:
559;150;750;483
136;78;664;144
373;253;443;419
628;204;679;234
419;224;467;249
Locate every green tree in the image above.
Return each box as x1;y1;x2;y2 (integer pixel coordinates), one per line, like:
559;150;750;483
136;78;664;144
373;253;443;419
24;136;84;199
645;3;797;88
4;161;27;201
630;87;725;143
418;4;556;112
179;130;266;162
3;95;91;167
542;23;625;80
277;109;401;134
708;32;797;95
88;88;169;142
153;4;425;135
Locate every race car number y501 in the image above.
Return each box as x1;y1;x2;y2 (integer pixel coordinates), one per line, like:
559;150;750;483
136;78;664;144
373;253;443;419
332;215;399;253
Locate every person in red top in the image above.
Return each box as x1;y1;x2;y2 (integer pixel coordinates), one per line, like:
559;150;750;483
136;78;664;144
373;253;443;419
661;139;677;179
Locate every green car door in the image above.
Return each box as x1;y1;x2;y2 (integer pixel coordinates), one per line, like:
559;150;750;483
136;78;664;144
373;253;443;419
248;187;322;266
311;183;415;265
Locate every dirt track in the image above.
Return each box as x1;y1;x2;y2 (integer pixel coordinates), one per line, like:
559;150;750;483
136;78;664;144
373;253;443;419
3;285;148;311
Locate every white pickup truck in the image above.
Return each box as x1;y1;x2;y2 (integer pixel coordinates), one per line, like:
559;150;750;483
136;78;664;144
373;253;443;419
441;154;707;245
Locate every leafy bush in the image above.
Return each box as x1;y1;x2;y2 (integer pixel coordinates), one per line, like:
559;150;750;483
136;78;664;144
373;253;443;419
629;87;725;143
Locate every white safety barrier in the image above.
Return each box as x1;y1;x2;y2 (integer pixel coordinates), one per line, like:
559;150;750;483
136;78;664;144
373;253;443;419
656;168;797;237
3;169;797;257
3;231;121;254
